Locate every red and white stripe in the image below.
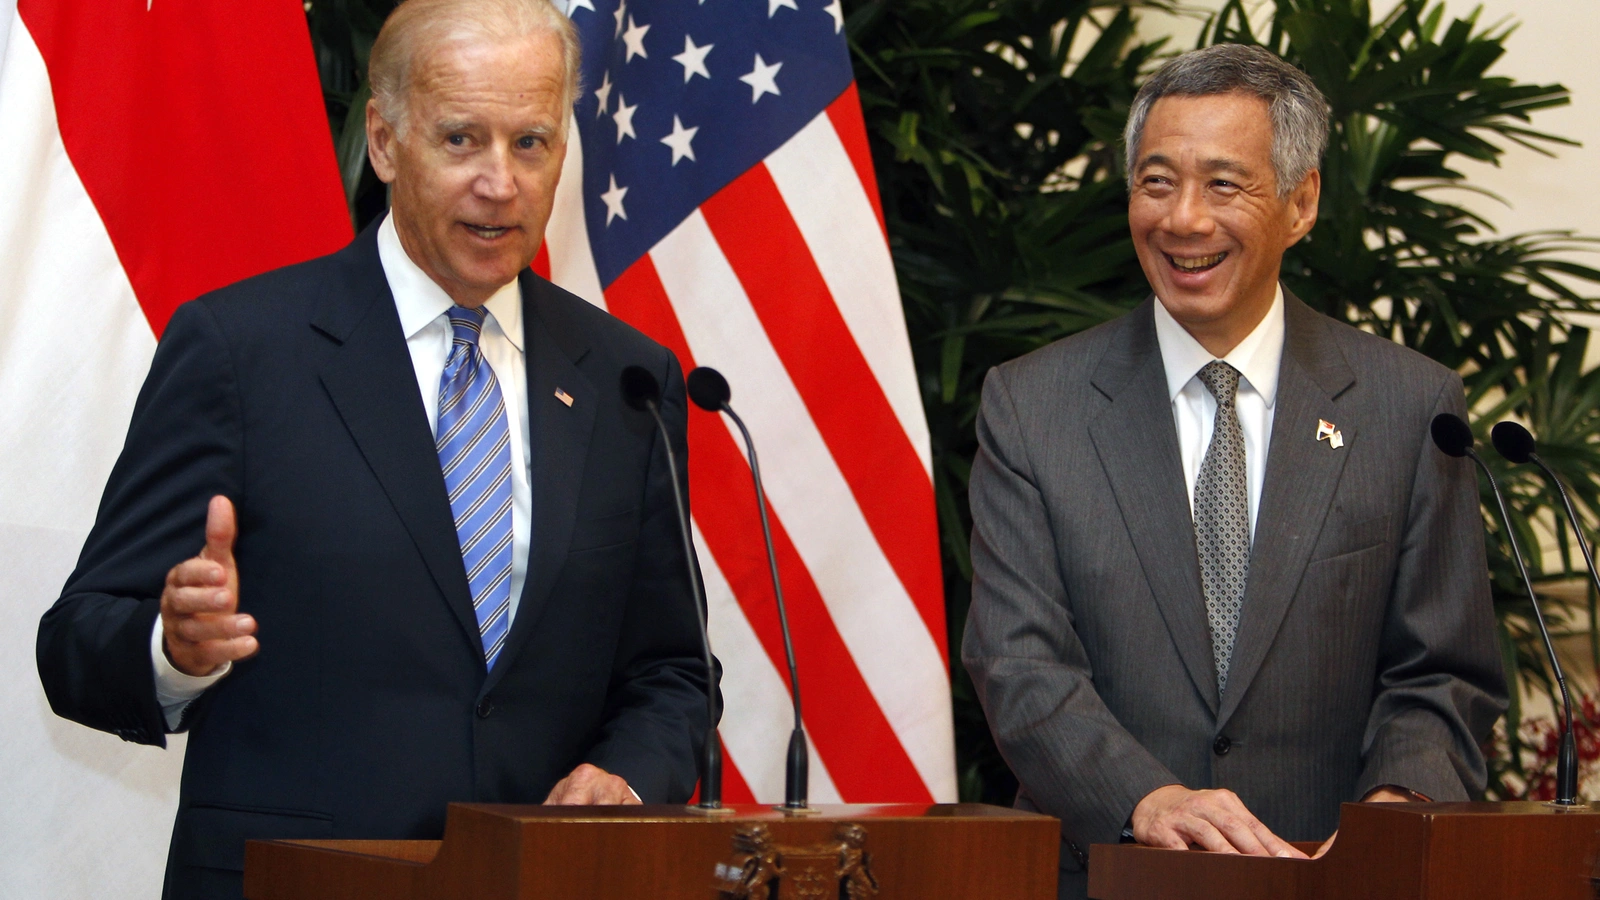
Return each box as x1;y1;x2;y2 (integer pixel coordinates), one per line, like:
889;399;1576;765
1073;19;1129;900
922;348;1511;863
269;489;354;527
0;2;348;897
541;84;957;804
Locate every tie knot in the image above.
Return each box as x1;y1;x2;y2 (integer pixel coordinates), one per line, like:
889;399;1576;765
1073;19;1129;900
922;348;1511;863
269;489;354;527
1198;360;1241;404
446;306;488;347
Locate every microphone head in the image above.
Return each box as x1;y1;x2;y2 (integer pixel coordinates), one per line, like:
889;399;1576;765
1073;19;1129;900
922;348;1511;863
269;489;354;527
620;365;661;411
1492;420;1536;464
1430;413;1475;458
686;366;731;412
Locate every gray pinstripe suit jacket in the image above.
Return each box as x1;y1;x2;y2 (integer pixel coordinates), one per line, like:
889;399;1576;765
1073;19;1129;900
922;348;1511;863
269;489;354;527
962;291;1506;899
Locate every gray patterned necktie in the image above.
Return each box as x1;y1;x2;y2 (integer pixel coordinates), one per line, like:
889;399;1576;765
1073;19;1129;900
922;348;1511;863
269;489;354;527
1195;361;1249;694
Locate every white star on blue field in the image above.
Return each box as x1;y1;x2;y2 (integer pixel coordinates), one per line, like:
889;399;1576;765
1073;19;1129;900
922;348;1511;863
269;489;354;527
568;0;854;286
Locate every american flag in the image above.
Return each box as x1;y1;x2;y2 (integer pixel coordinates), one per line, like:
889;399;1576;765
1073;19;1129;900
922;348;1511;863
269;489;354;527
537;0;957;803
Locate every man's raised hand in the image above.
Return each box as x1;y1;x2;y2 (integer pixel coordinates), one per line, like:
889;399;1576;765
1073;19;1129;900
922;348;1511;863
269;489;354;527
161;496;257;676
1132;784;1309;859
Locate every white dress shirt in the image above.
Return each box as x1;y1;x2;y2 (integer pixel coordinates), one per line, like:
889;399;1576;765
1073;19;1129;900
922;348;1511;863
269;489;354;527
153;213;534;726
1151;285;1286;540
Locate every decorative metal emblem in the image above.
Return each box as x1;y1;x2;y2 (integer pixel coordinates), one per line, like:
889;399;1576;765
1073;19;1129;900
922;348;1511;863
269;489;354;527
715;823;879;900
1317;418;1344;449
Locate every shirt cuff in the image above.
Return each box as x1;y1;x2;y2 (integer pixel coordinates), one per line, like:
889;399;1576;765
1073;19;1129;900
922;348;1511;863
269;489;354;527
150;616;231;730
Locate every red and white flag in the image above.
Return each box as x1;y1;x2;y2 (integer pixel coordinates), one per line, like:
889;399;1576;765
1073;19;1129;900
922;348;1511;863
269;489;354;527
0;1;348;895
544;1;956;803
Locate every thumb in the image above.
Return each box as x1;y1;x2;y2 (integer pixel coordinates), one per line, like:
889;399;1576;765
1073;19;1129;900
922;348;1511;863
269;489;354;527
200;495;237;568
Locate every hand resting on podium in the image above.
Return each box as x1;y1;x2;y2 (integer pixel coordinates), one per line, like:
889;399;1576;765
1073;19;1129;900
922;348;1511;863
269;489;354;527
1132;783;1420;860
1131;785;1309;859
544;763;642;806
1310;785;1419;858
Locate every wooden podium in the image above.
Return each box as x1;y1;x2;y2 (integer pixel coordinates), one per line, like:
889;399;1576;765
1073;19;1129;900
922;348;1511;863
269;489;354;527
1089;801;1600;900
244;802;1059;899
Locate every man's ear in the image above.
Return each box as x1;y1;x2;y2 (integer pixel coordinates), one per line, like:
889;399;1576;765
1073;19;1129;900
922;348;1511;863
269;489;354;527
366;99;399;185
1285;168;1320;245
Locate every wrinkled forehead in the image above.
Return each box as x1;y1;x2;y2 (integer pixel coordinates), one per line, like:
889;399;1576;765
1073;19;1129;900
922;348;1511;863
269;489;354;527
407;30;568;108
1135;92;1274;164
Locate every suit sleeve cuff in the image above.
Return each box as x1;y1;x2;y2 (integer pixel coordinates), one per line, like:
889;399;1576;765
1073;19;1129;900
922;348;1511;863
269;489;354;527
1363;784;1432;802
150;617;230;730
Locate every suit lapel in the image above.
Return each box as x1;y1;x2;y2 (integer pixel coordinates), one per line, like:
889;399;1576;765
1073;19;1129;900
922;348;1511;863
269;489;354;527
1088;300;1221;715
311;229;483;658
484;271;597;688
1216;293;1356;727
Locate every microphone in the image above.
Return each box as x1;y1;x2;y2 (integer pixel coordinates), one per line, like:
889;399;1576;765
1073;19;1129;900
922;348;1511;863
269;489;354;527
1431;414;1580;806
686;366;812;812
620;365;727;813
1490;421;1584;806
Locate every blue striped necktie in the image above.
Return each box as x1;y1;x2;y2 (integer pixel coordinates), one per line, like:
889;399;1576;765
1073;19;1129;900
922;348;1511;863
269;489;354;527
436;306;514;668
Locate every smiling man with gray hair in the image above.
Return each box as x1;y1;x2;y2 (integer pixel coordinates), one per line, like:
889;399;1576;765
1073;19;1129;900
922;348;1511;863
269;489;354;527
962;43;1505;899
37;2;711;898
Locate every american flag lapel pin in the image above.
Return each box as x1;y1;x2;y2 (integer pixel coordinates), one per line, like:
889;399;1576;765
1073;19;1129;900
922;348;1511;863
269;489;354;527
554;387;574;408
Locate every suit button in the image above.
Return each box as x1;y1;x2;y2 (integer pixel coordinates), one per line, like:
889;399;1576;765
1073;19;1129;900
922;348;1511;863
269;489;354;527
1213;735;1232;756
476;698;494;719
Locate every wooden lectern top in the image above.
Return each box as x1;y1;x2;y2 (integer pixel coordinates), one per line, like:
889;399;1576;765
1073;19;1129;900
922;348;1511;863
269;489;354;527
244;801;1060;900
1089;801;1600;900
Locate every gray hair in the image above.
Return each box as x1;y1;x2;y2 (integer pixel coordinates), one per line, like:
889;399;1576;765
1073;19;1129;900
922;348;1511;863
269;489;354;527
1123;44;1329;198
369;0;581;139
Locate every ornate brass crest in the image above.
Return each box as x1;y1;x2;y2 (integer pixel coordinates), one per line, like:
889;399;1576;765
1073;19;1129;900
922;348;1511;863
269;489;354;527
714;823;879;900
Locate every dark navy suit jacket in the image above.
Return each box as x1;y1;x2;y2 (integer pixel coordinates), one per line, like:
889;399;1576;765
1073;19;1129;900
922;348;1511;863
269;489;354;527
36;224;711;899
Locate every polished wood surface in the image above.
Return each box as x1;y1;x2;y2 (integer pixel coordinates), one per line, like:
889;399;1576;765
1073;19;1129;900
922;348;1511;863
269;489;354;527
1089;801;1600;900
244;802;1059;899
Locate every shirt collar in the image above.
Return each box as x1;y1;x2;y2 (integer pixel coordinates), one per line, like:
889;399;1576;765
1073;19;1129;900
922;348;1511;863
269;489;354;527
1152;284;1284;408
377;212;523;351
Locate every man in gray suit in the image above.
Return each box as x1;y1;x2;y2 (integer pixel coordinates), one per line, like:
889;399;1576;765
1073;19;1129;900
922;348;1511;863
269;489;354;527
962;44;1506;898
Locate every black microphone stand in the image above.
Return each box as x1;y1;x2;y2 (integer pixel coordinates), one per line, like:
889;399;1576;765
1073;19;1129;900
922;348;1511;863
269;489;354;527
1434;414;1582;807
1491;422;1586;807
687;366;813;813
621;367;730;814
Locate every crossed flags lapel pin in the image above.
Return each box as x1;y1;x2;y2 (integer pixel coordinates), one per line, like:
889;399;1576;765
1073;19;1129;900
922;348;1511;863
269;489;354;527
1317;418;1344;450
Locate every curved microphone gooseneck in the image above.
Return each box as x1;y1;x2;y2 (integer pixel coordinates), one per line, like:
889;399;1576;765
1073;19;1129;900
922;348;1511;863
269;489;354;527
1432;414;1579;806
1490;420;1583;806
686;365;811;812
621;365;725;812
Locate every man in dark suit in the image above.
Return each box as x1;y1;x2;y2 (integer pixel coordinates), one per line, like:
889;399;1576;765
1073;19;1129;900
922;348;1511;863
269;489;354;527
962;44;1505;899
35;1;711;897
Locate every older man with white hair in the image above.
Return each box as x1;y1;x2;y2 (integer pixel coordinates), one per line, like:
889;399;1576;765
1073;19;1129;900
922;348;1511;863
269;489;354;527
962;43;1505;899
37;1;711;897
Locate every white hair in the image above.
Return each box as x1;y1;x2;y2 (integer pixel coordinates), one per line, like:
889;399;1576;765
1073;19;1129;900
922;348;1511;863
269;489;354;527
369;0;581;138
